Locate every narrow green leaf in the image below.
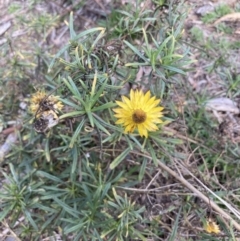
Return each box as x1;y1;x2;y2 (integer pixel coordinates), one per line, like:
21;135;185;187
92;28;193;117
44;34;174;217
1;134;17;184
92;102;116;112
124;40;148;62
87;111;94;127
65;221;86;234
73;27;106;41
116;10;132;17
107;201;119;209
156;35;173;55
93;113;122;132
162;65;186;75
69;12;76;39
67;76;82;97
93;118;110;136
150;134;167;145
58;98;81;110
41;212;59;231
59;111;85;120
169;207;182;241
24;209;38;230
90;28;106;50
128;135;143;151
125;62;148;67
71;144;78;176
40;193;65;200
124;135;133;150
166;138;183;144
48;45;70;71
148;142;158;166
110;147;131;169
161;54;183;62
53;197;80;218
0;205;14;222
142;28;149;48
9;164;18;184
90;78;108;107
45;138;50;162
36;171;63;183
139;158;147;181
69;118;85;148
33;203;57;213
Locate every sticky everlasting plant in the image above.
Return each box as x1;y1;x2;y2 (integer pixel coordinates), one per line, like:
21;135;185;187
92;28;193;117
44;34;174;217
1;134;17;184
29;90;63;116
1;2;204;240
113;89;164;138
29;90;64;132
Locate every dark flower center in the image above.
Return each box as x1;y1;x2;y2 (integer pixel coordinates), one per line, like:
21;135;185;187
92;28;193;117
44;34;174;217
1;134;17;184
132;109;147;124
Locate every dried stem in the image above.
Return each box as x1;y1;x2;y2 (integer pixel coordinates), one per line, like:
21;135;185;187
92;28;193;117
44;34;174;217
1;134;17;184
154;156;240;231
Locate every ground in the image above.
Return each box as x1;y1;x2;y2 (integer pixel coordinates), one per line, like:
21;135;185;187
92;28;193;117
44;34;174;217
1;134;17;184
0;0;240;240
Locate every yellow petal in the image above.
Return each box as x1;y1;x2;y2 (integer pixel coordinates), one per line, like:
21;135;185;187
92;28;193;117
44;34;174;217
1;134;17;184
204;219;220;234
113;89;165;138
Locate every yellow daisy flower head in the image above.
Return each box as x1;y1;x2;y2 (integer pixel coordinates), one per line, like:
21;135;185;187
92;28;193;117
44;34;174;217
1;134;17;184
29;90;63;117
113;89;164;138
204;218;220;234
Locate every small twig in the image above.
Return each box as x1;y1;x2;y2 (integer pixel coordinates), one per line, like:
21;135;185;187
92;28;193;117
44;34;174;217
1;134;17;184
117;183;179;192
179;162;240;220
129;148;240;231
1;219;22;241
154;156;240;231
145;169;161;190
91;146;240;230
2;124;22;135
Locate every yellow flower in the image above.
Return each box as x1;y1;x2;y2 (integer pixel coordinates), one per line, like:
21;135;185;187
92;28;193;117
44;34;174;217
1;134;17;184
113;89;164;138
29;90;63;116
204;218;220;234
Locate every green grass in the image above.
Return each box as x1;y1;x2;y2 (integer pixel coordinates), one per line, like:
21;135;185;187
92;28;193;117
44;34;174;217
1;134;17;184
202;4;232;24
1;0;240;240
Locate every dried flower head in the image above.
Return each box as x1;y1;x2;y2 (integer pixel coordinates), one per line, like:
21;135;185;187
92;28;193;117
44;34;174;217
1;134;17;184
33;110;59;133
113;89;164;138
204;218;220;234
29;90;63;117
